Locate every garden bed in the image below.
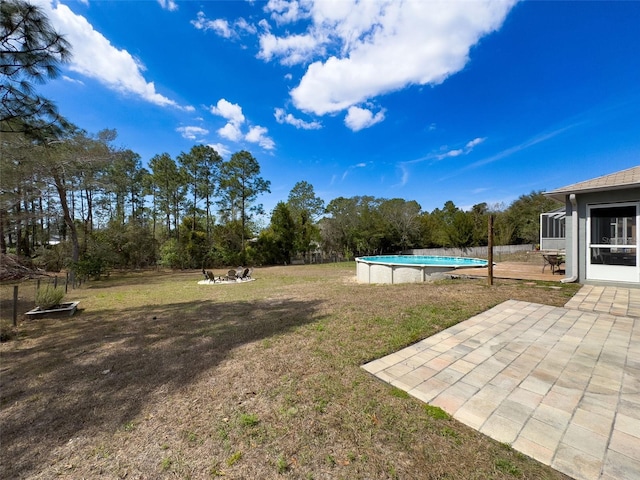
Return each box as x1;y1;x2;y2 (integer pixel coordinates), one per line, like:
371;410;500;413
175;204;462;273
25;301;79;318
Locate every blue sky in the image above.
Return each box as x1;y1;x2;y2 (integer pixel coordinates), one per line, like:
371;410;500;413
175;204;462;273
35;0;640;218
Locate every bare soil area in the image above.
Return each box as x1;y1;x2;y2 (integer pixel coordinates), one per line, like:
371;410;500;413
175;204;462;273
0;264;578;479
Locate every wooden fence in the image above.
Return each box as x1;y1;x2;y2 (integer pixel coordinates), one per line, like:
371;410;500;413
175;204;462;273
405;244;534;258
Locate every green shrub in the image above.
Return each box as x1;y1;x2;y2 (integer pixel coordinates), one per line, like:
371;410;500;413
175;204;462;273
35;286;65;309
159;239;185;269
74;253;110;279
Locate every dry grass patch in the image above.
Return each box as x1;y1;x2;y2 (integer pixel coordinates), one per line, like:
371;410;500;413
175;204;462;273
0;264;577;479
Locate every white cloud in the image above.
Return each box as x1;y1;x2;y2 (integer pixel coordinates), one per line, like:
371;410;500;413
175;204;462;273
344;106;385;131
209;18;234;38
235;17;258;35
207;143;231;157
209;99;275;150
177;126;209;140
246;126;275;150
254;0;516;115
435;136;486;160
218;122;243;142
398;134;488;186
258;31;324;65
396;164;410;187
62;75;84;85
157;0;178;12
265;0;310;25
341;161;368;181
211;99;245;141
274;108;321;129
210;99;245;125
440;149;464;159
466;137;486;149
191;12;256;38
35;0;188;109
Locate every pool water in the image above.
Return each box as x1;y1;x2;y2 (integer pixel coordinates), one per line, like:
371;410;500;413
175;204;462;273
359;255;487;267
356;255;488;284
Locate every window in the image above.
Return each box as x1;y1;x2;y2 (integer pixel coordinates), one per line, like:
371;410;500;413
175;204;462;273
590;205;637;266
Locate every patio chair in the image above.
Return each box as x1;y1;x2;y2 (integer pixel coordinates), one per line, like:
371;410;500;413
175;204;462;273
542;254;564;274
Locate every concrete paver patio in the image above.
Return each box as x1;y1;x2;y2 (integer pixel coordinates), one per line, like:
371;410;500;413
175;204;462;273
363;285;640;480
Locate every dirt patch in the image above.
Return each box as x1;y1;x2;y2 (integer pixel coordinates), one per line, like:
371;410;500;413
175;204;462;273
0;264;576;479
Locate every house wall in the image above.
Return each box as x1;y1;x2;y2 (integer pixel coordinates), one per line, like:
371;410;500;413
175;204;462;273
573;187;640;284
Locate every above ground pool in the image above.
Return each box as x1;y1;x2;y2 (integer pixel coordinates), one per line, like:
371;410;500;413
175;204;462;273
356;255;488;284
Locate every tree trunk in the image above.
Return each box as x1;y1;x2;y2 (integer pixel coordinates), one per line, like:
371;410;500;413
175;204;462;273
53;171;80;263
0;209;6;254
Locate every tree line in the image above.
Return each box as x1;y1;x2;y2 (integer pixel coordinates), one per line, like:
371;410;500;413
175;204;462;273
1;0;562;276
2;128;275;273
2;125;560;275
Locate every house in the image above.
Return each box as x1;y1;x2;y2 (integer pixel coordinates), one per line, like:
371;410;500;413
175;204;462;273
544;166;640;286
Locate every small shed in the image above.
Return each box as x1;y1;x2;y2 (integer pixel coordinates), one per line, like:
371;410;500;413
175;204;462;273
544;166;640;286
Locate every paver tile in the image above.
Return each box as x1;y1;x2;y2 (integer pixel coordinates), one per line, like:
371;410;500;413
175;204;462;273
608;429;640;460
488;372;520;391
555;371;591;389
507;386;544;411
614;412;640;438
454;405;489;430
409;376;449;401
390;372;427;390
518;417;564;451
480;413;522;444
553;444;602;480
494;398;535;425
520;375;553;396
448;358;477;375
384;362;415;379
433;367;465;385
572;407;614;437
561;423;608;459
532;403;572;431
542;385;583;413
409;365;439;382
511;436;554;464
430;381;478;415
602;450;640;480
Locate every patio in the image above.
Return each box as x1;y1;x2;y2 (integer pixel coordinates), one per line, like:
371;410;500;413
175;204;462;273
363;285;640;480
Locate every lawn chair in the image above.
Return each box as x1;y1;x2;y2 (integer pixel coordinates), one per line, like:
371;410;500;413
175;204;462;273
238;268;251;280
225;269;237;281
206;270;218;282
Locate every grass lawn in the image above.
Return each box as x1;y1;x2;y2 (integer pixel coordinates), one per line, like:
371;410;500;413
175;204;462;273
0;263;578;479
